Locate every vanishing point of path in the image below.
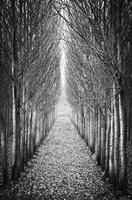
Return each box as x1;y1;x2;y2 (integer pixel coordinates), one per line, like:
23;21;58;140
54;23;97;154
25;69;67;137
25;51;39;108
1;116;127;200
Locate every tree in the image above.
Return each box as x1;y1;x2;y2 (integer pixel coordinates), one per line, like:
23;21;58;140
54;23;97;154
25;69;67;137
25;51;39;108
64;0;132;193
0;0;61;184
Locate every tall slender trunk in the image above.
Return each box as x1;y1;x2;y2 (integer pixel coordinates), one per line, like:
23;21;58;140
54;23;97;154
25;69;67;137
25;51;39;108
11;0;21;180
105;112;111;177
77;111;78;130
95;108;98;157
127;98;131;141
119;92;127;193
97;110;101;165
29;110;33;158
109;96;114;182
0;112;8;185
85;112;88;145
12;81;21;179
81;105;84;138
101;107;106;170
113;91;120;186
90;107;95;153
88;110;90;147
11;60;16;168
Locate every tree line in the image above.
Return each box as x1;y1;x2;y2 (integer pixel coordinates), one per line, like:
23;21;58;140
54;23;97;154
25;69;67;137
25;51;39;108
63;0;132;194
0;0;61;185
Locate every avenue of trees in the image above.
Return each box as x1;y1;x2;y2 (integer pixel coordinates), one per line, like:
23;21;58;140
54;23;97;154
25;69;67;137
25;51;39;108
64;0;132;194
0;0;61;185
0;0;132;195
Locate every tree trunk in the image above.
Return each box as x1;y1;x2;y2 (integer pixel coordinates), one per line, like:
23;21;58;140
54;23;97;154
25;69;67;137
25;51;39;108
97;110;101;165
101;107;106;170
119;92;127;193
0;113;8;185
105;112;111;177
12;82;21;180
113;92;120;186
109;96;114;183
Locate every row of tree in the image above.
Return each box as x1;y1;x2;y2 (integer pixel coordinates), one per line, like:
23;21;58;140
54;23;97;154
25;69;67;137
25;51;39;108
0;0;61;185
64;0;132;194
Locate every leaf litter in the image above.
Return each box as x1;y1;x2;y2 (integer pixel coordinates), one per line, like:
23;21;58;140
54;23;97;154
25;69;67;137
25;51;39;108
0;116;131;200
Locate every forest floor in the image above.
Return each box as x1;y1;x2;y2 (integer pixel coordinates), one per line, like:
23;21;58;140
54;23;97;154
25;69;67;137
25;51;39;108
0;116;131;200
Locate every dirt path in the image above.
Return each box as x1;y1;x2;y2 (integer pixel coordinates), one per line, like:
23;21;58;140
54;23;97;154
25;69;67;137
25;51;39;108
0;116;129;200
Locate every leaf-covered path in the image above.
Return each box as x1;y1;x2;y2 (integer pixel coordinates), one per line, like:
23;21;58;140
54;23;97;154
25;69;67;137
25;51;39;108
0;116;128;200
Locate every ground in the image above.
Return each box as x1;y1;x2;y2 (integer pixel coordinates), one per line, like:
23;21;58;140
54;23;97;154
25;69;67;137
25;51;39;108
0;116;131;200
